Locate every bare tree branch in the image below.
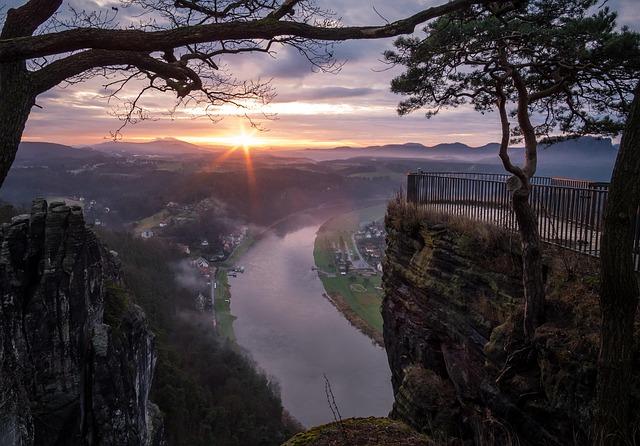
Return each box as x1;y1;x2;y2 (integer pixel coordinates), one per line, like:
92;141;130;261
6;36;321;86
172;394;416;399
0;0;487;62
0;0;63;39
31;49;201;95
267;0;304;20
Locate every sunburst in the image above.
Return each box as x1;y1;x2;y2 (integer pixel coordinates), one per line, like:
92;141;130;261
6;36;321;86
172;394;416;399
209;126;258;206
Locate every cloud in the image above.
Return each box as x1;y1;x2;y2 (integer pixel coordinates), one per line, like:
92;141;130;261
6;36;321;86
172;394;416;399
13;0;640;149
275;86;377;102
259;47;321;80
614;0;640;27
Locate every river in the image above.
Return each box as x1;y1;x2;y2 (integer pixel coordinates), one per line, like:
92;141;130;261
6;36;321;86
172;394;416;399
228;217;394;428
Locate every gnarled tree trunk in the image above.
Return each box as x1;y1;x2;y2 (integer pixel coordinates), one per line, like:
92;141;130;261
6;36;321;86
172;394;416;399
0;64;35;188
593;84;640;446
497;78;546;342
512;185;545;339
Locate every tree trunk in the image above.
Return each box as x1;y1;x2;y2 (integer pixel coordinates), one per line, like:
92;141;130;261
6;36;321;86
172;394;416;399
593;85;640;446
512;185;546;340
0;61;35;187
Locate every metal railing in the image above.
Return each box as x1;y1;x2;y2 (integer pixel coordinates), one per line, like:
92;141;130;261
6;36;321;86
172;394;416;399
407;171;640;270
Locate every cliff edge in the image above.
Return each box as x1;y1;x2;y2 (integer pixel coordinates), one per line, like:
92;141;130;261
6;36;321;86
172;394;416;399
0;200;164;446
382;199;639;444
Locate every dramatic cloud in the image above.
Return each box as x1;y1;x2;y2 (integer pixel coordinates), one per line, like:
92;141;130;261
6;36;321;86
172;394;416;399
7;0;638;148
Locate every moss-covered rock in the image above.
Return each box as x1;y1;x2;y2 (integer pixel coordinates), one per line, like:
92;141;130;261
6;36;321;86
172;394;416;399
282;417;433;446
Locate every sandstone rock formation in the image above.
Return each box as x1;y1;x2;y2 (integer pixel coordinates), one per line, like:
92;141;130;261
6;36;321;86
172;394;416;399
382;200;639;445
0;200;164;446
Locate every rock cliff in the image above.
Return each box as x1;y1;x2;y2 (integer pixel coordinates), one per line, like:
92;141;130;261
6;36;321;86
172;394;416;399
0;200;164;446
382;199;639;444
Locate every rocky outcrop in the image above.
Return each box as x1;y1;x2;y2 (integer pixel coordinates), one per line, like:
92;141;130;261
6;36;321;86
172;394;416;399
0;200;164;446
382;200;639;445
282;417;433;446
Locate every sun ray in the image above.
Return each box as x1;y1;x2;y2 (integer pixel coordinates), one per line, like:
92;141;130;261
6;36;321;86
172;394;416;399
208;126;259;210
238;131;258;212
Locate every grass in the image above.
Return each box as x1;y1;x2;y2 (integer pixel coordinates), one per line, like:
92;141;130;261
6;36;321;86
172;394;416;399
320;275;384;333
214;268;237;341
321;204;387;234
313;204;388;338
313;235;336;273
135;209;170;233
210;231;257;342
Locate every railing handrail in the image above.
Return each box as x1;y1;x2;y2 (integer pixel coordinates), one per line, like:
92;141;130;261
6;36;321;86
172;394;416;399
406;171;639;271
410;171;610;190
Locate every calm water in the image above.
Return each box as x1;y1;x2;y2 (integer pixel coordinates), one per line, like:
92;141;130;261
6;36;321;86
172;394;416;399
229;221;394;427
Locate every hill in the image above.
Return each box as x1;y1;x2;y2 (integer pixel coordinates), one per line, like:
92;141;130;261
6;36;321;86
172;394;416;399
16;141;106;163
92;138;211;155
270;137;617;180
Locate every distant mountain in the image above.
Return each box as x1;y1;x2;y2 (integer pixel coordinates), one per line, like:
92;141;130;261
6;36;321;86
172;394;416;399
91;138;209;155
511;137;617;180
276;142;504;161
282;137;616;162
270;136;618;181
16;142;107;163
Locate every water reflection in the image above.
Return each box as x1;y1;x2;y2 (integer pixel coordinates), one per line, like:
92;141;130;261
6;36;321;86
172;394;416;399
230;221;394;427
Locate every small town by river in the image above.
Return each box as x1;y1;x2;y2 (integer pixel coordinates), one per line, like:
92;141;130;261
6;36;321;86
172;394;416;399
227;217;394;428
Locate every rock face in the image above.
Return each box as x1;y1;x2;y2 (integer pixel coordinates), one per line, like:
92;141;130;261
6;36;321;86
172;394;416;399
0;200;164;446
382;200;639;445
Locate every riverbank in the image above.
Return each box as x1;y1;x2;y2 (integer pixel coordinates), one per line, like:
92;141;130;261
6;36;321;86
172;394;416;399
216;201;388;343
228;223;394;426
214;268;237;341
322;292;385;346
313;204;387;347
208;228;258;341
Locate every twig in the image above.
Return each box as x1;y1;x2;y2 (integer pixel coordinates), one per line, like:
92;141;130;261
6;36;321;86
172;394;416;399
323;374;348;443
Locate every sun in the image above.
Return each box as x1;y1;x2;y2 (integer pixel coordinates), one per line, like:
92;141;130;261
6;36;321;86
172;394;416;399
230;130;259;150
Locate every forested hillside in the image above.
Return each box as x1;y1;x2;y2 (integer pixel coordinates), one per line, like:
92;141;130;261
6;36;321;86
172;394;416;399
98;231;300;446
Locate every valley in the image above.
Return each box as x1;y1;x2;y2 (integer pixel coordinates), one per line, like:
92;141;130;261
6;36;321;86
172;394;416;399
0;135;625;444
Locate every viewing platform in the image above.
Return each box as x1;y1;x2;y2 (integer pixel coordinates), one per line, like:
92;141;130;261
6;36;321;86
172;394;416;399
406;171;640;270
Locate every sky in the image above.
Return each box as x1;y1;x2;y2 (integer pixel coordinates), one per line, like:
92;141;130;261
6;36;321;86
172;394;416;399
7;0;640;149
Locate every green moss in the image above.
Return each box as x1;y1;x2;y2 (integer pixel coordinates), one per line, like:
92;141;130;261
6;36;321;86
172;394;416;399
582;274;600;290
456;233;477;255
282;417;432;446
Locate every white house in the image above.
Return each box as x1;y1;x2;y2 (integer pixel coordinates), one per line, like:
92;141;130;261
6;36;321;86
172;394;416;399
195;257;210;270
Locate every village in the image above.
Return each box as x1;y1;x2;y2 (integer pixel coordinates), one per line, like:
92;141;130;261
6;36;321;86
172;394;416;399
133;198;250;339
313;207;388;342
354;221;386;274
188;251;246;340
328;220;386;276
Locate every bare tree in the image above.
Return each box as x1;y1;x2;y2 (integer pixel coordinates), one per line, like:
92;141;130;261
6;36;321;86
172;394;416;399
0;0;492;187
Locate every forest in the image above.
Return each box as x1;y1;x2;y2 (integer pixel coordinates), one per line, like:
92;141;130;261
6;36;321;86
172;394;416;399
97;230;301;446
